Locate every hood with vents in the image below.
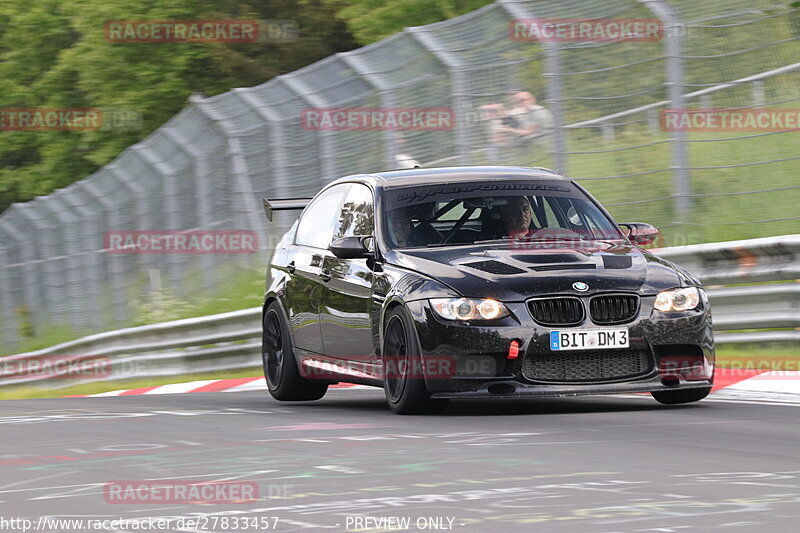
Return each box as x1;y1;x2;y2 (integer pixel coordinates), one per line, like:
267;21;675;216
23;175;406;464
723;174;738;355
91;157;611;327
387;241;683;301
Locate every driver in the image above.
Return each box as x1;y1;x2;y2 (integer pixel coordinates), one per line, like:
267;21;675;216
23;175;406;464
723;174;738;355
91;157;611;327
500;196;536;238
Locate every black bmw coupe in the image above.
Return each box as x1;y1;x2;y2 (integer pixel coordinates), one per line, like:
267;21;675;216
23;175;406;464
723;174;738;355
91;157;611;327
261;166;714;414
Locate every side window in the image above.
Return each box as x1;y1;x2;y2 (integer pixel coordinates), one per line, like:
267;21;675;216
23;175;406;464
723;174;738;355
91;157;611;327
295;184;350;249
335;184;374;239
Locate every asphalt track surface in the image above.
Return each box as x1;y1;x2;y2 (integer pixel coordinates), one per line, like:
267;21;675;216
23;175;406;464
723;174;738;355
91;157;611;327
1;387;799;532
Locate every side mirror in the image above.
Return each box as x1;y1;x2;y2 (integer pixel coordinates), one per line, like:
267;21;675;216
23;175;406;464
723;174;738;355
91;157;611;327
619;223;659;245
329;236;374;259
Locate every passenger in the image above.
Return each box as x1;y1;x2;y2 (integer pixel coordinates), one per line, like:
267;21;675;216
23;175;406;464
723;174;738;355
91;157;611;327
387;207;414;247
387;204;441;247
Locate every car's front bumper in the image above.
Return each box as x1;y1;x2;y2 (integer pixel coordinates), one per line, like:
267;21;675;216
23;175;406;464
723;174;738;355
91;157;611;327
404;295;715;398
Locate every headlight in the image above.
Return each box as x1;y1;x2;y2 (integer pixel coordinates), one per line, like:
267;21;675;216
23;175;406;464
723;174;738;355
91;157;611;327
430;298;510;321
654;287;703;312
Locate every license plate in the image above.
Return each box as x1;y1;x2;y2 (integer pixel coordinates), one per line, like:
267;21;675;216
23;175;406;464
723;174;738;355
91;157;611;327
550;329;629;351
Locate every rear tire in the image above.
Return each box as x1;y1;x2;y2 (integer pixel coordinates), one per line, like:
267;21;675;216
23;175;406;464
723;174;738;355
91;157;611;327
651;386;711;405
262;301;328;401
382;307;449;415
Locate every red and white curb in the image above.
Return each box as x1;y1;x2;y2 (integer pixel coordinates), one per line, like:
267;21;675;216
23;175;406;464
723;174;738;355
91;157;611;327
708;370;800;404
70;369;800;402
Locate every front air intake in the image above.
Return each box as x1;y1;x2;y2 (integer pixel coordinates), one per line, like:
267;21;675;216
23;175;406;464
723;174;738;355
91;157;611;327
464;260;525;275
522;349;653;382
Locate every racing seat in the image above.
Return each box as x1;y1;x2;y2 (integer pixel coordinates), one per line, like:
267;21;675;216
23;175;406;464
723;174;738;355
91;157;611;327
481;207;510;239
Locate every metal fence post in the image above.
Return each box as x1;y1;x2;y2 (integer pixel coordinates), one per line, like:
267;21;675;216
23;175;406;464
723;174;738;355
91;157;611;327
56;185;104;330
405;28;471;165
163;127;217;291
544;41;568;174
279;75;339;184
81;179;130;324
499;0;567;173
234;88;289;201
189;95;264;237
0;233;19;347
38;195;84;331
18;202;64;324
132;145;184;290
0;217;43;339
231;88;291;256
338;52;399;170
642;0;690;224
107;163;152;309
11;205;51;323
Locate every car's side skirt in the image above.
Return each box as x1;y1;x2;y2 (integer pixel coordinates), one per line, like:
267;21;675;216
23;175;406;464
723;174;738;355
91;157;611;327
294;349;384;387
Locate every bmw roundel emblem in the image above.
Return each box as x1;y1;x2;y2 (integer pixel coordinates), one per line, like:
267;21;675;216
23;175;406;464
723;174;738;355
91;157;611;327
572;281;589;292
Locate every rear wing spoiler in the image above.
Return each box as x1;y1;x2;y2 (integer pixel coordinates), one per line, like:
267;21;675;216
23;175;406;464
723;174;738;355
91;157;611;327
262;198;312;222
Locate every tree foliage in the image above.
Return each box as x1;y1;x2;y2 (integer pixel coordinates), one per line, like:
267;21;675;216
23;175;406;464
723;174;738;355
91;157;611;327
0;0;356;212
324;0;493;44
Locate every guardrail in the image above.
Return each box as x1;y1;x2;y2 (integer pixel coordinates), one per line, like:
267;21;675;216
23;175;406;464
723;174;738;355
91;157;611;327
2;235;797;390
655;234;800;345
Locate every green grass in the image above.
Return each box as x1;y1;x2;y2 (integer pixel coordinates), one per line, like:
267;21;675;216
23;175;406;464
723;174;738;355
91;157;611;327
715;343;799;370
0;367;262;400
564;122;800;246
2;268;264;356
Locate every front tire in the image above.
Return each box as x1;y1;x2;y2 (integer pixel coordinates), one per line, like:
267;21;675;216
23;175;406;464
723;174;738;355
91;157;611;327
262;301;328;401
651;386;711;405
382;307;449;415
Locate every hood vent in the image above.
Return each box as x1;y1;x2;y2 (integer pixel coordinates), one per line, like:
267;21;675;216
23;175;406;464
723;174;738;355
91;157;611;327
464;260;525;275
530;264;596;272
514;254;583;264
602;255;633;269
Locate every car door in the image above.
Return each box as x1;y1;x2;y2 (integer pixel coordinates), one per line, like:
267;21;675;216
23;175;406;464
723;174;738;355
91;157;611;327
320;183;377;363
285;184;350;355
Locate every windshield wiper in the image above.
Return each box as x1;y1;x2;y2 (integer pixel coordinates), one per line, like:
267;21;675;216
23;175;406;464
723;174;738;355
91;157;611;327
425;241;478;248
471;238;515;245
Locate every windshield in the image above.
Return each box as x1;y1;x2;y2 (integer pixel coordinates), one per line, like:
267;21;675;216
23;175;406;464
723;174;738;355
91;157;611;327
382;180;624;248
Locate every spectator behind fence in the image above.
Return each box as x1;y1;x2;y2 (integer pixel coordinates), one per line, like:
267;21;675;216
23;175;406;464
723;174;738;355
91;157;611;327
500;91;554;164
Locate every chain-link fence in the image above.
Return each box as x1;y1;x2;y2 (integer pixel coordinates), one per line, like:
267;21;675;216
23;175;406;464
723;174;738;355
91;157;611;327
1;0;799;349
